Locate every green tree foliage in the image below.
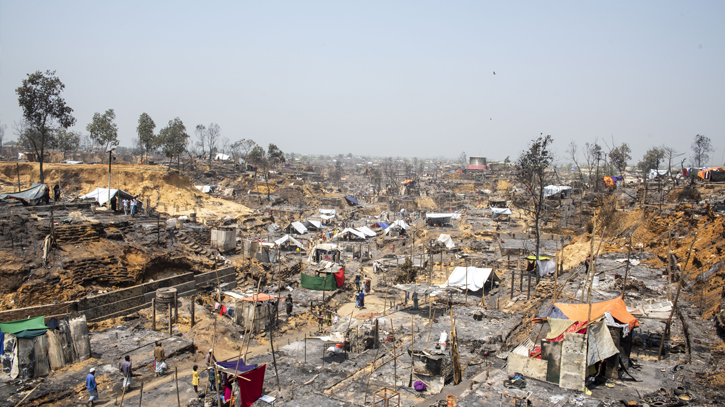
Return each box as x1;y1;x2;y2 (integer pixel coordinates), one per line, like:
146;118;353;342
247;145;266;166
55;129;80;159
515;134;554;283
609;143;631;174
159;118;188;168
15;70;76;183
638;147;665;174
86;109;119;158
136;112;157;163
691;134;713;168
267;143;285;166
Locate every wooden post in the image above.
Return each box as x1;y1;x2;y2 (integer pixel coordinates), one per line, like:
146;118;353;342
268;303;282;391
465;262;469;305
190;295;195;328
152;298;156;331
621;235;632;297
409;315;415;387
138;382;143;407
175;367;181;407
174;291;178;324
659;234;697;360
168;303;173;335
16;163;21;192
157;214;160;244
304;336;307;364
519;259;523;291
392;316;397;389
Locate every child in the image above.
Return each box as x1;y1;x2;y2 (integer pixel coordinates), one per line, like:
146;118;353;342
192;365;199;394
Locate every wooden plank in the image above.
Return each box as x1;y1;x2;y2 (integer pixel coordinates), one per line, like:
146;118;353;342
507;353;548;382
559;332;586;392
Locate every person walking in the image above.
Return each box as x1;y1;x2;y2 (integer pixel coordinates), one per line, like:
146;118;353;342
53;184;61;202
119;355;132;391
285;294;293;318
359;290;365;308
130;198;137;217
412;291;419;310
122;198;129;215
86;368;99;405
153;341;166;377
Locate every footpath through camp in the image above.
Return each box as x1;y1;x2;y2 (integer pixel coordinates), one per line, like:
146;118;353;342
0;157;724;406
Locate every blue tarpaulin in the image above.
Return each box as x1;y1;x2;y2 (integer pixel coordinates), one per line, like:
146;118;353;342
216;358;258;374
344;196;358;205
537;306;568;320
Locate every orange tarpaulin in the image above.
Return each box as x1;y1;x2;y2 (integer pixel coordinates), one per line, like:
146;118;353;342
554;296;639;330
697;167;725;180
240;293;278;302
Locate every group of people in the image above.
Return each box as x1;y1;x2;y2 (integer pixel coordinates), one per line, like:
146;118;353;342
121;197;142;216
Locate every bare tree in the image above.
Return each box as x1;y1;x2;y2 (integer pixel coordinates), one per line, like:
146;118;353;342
691;134;713;168
0;119;6;151
567;141;585;185
662;145;684;183
515;134;554;284
195;124;206;159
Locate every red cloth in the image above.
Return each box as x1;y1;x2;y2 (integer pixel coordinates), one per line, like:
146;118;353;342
547;321;588;343
334;267;345;288
237;364;266;407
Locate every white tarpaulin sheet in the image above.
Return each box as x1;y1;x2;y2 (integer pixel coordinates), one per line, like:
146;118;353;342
215;153;230;161
537;257;556;276
289;221;308;234
440;267;493;291
319;209;337;215
305;220;323;230
320;214;336;220
384;220;409;235
648;169;669;179
79;188;132;206
491;207;512;215
436;234;455;249
543;185;572;199
332;228;366;240
275;234;303;248
356;226;377;237
195;185;212;193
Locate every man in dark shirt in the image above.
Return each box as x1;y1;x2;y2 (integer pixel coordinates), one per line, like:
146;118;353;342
120;355;132;391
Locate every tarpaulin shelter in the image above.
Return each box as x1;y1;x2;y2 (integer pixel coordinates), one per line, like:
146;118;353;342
648;169;669;179
491;207;512;221
0;183;49;205
344;196;359;205
309;243;341;263
539;296;639;331
214;360;266;407
370;222;389;230
0;316;48;335
440;267;493;292
543;185;572;199
284;221;308;235
332;228;366;241
436;234;455;249
384;220;409;236
304;220;323;230
214;153;230;161
301;265;345;291
697;167;725;181
356;226;377;237
274;234;304;250
79;188;133;206
319;209;337;216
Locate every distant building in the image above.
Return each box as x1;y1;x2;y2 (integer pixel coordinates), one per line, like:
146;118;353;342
468;156;487;171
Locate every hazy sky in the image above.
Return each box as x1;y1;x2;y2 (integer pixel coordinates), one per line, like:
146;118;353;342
1;1;724;164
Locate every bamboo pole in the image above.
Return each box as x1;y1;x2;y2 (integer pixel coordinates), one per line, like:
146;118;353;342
175;367;181;407
658;234;697;361
268;303;282;391
409;315;414;387
138;383;143;407
621;235;633;297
